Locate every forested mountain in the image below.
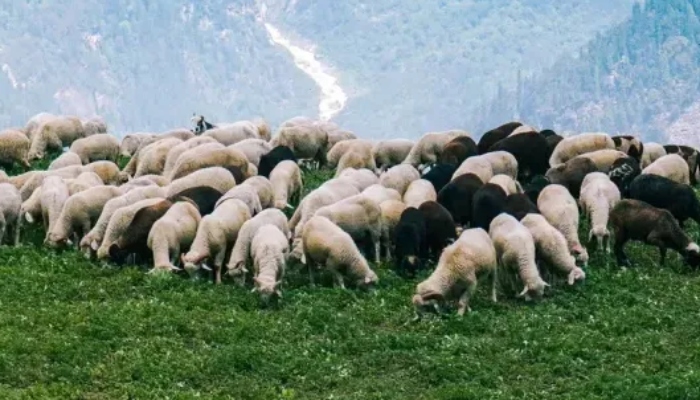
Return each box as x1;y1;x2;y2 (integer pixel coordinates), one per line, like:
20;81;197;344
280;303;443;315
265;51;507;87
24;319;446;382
0;1;635;137
476;0;700;143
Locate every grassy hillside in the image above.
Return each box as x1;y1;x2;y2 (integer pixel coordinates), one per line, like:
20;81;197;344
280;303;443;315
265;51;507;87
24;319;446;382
2;163;700;398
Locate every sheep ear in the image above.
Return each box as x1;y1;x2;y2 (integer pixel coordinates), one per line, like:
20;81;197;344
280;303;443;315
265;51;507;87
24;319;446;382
275;289;283;298
517;286;529;298
24;213;34;223
422;290;444;302
90;240;99;251
250;287;257;293
201;263;212;271
567;273;575;286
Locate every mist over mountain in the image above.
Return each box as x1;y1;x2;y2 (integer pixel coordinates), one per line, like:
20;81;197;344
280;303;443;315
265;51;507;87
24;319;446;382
0;1;647;138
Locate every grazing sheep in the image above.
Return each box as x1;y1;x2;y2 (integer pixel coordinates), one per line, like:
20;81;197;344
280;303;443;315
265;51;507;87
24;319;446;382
379;164;421;196
27;116;87;160
403;179;437;208
147;199;202;272
312;194;383;263
503;193;539;221
609;199;700;268
641;142;666;169
81;116;108;136
24;112;55;140
663;144;699;185
182;198;252;284
521;214;586;285
380;199;407;260
611;135;644;161
242;176;274;210
628;174;700;227
327;130;358;150
421;163;457;193
270;125;328;168
258;146;297;178
477;122;523;154
107;199;174;264
418;201;458;258
337;168;379;192
165;166;237;216
403;130;470;168
45;185;123;249
488;132;550;179
0;129;31;168
0;183;22;245
250;224;289;303
523;175;551;204
412;228;498;316
393;207;427;277
301;216;378;289
127;137;184;178
327;139;374;168
438;136;478;167
488;174;522;196
80;185;166;255
69;134;120;164
489;213;548;300
119;132;155;157
230;138;273;167
480;151;519;179
579;173;621;252
545;156;598;198
169;144;249;181
471;183;507;230
202;120;267;146
372;139;414;172
452;155;494;183
48;151;82;170
225;209;290;285
549;132;615;167
288;178;361;238
83;161;127;185
642;154;690;185
161;136;218;176
608;156;641;196
19;165;83;201
538;184;588;265
64;171;103;195
437;173;483;227
574;149;628;173
335;146;377;177
215;184;262;216
362;184;402;205
270;160;302;210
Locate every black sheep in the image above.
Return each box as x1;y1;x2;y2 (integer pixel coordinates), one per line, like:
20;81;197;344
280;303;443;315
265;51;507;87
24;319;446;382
539;129;558;138
523;175;550;203
108;199;174;264
663;144;699;185
545;134;563;159
166;186;225;216
436;173;483;226
627;174;700;227
471;183;507;230
418;201;458;258
258;145;297;178
421;163;457;193
438;136;478;166
609;199;700;268
608;156;641;197
392;207;428;277
488;132;550;179
545;157;597;198
504;193;539;221
477;121;522;154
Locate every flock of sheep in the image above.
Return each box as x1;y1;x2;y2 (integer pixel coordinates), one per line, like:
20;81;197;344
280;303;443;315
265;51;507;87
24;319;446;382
0;113;699;316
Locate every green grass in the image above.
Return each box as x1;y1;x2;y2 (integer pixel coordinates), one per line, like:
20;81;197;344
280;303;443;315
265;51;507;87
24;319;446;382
1;162;700;399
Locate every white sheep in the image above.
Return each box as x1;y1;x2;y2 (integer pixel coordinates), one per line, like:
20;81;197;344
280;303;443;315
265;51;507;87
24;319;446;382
362;184;402;205
537;184;589;266
82;161;128;186
379;164;421;196
412;228;498;316
270;125;328;168
327;130;358;150
65;171;104;195
0;129;31;168
379;199;407;260
578;173;621;252
226;209;290;285
9;171;40;191
301;216;379;289
288;178;361;236
119;132;155;157
402;179;437;208
372;139;414;172
327;139;374;168
80;185;166;255
269;160;303;209
214;184;262;216
489;213;548;300
0;183;22;245
164;166;236;199
243;176;275;210
161;136;218;176
69;133;120;164
19;165;83;200
147;199;202;273
403;130;470;169
641;153;690;185
230;138;273;167
250;224;289;303
521;214;586;285
96;197;167;260
130;138;184;178
641;142;666;169
202;120;268;146
335;146;377;177
38;176;70;236
169;143;249;181
45;185;123;248
28;115;87;160
24;112;55;140
451;155;493;183
549;132;615;167
573;149;628;173
488;174;523;195
81;116;107;136
48;151;82;170
480;151;518;179
337;168;380;192
182;198;252;284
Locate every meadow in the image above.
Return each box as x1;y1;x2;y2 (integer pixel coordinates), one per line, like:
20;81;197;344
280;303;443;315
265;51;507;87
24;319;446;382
1;159;700;399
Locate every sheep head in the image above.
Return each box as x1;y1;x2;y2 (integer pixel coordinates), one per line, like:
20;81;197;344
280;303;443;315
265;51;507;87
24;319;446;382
253;277;282;304
518;279;549;301
567;267;586;285
683;242;700;268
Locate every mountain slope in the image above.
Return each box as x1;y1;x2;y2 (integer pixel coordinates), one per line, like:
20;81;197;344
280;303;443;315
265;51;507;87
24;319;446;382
475;0;700;142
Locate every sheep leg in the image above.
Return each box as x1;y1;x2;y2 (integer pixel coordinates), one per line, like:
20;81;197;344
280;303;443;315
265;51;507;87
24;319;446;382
0;221;6;245
170;244;181;270
613;235;631;267
213;250;226;285
490;268;498;303
12;221;20;246
646;233;668;266
457;284;476;316
332;270;346;289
